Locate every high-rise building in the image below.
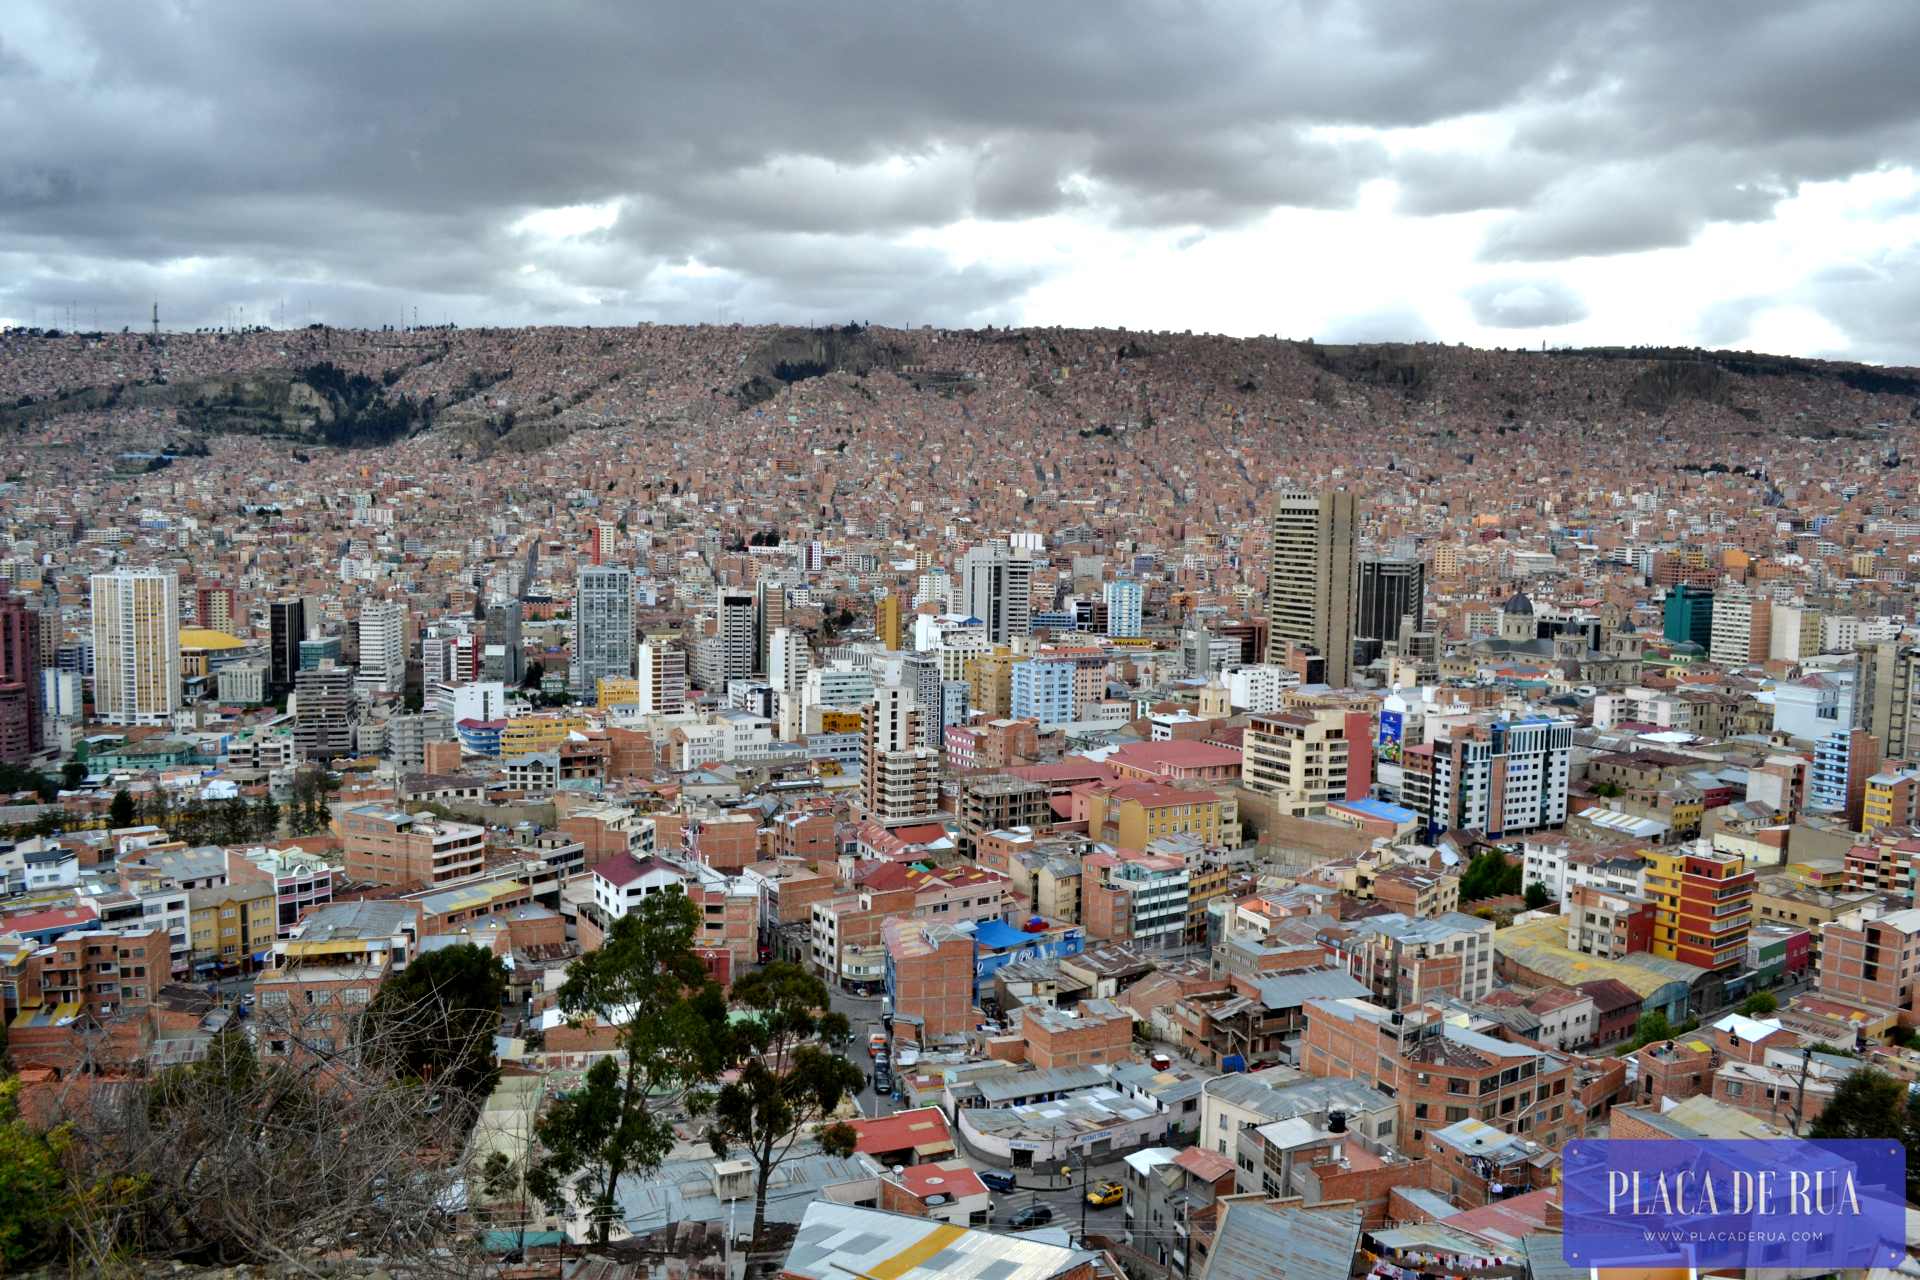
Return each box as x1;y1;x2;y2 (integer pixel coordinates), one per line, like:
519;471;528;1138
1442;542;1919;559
1010;659;1076;724
1403;715;1571;840
1103;579;1143;638
1355;557;1424;648
194;583;236;633
1858;642;1920;760
637;639;688;716
269;597;305;695
1661;584;1714;648
91;568;180;726
570;567;634;699
769;626;810;696
587;520;619;566
1643;847;1754;973
0;582;40;761
1709;587;1771;667
877;592;904;651
357;600;408;695
754;577;788;671
962;542;1034;645
292;664;356;761
719;589;756;681
861;685;938;824
1264;491;1358;688
485;600;525;686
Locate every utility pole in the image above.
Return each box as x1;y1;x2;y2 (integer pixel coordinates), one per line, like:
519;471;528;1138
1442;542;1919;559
1791;1046;1813;1135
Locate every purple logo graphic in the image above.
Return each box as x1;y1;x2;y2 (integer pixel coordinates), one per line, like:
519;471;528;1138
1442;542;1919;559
1561;1139;1905;1271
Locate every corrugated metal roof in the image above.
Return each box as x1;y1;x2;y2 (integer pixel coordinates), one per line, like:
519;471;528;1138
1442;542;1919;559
1202;1202;1360;1280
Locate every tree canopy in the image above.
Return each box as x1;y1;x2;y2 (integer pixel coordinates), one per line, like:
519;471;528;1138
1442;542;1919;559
700;962;863;1241
527;892;729;1243
362;941;508;1097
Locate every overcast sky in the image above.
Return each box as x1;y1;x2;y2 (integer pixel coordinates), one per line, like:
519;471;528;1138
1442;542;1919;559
5;1;1918;363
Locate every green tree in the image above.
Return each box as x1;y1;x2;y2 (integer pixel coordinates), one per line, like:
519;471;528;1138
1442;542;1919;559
362;942;508;1097
60;757;87;792
520;660;545;691
250;794;281;841
527;893;728;1244
1739;991;1778;1016
109;788;136;829
1460;848;1520;901
1809;1067;1920;1199
1628;1010;1674;1050
1523;881;1552;910
0;1076;68;1270
700;962;863;1241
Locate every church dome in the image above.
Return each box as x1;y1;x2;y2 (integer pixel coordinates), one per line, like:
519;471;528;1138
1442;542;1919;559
1501;591;1534;616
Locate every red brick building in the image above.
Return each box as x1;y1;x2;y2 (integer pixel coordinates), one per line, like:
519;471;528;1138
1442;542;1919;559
883;917;974;1038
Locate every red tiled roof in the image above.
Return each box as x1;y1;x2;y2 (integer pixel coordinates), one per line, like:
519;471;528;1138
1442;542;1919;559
2;904;98;934
1172;1146;1235;1183
898;1161;986;1200
594;854;679;888
847;1106;953;1155
1106;741;1242;769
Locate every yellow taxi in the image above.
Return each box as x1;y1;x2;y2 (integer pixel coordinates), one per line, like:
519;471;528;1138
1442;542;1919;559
1085;1181;1124;1208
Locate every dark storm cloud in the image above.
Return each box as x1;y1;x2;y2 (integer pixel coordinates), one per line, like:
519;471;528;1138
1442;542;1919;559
1465;279;1589;329
2;0;1916;332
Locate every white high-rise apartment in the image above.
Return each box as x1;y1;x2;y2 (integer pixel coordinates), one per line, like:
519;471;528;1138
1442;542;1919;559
357;600;408;695
962;541;1033;645
1103;579;1143;638
636;639;688;715
1710;587;1770;667
91;568;180;725
769;626;810;696
571;567;635;699
1264;490;1358;688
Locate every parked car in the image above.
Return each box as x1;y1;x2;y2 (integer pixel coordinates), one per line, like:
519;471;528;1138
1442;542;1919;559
979;1169;1017;1193
873;1067;893;1095
1009;1203;1054;1229
1086;1181;1124;1208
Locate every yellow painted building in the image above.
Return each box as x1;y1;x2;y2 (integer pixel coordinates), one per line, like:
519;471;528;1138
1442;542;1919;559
964;647;1016;718
188;880;278;970
1862;771;1917;833
178;627;248;679
1084;782;1235;850
596;676;640;708
819;709;864;734
501;713;592;758
877;593;903;652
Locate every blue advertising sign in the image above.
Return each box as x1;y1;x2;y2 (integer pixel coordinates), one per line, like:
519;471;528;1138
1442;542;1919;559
1561;1139;1906;1272
1378;709;1403;763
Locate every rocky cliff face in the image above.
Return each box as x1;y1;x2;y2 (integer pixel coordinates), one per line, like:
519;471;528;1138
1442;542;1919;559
730;325;910;407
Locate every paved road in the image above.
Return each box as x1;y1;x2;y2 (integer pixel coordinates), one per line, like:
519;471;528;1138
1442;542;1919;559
825;986;896;1119
988;1165;1127;1238
824;984;1125;1239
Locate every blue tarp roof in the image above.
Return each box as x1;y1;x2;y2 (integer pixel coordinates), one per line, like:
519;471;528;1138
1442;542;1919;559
1336;797;1417;822
973;919;1040;950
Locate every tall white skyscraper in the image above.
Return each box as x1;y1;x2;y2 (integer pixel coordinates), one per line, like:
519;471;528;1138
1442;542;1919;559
962;541;1034;644
572;567;635;699
769;626;810;696
1103;579;1143;638
91;568;180;725
357;600;408;695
